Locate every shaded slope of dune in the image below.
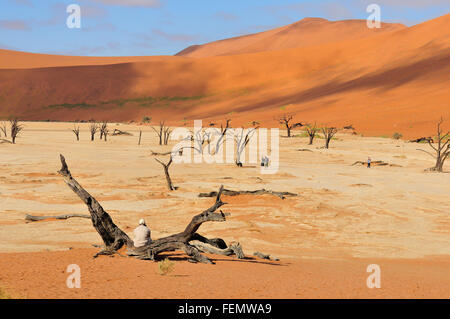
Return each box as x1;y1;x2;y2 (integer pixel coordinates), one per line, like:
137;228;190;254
0;15;449;138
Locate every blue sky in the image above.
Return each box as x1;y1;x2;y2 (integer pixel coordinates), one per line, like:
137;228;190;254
0;0;449;56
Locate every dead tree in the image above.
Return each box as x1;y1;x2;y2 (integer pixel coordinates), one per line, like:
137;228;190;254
150;146;201;157
199;188;298;200
234;127;258;167
155;156;175;191
10;118;23;144
278;114;293;137
112;129;132;136
410;137;434;143
99;121;109;141
163;126;172;145
305;123;318;145
25;214;90;222
138;130;142;145
89;122;98;141
322;127;338;149
57;154;244;263
417;117;449;172
72;125;80;141
215;119;231;154
152;121;171;145
191;129;208;154
277;114;303;137
0;121;7;138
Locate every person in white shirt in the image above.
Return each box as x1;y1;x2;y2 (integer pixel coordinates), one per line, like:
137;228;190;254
133;218;152;248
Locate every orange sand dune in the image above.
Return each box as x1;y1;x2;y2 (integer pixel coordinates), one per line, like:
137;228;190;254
0;49;161;69
0;15;449;138
176;18;406;57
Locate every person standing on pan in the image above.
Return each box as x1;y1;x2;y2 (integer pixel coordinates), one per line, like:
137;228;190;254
367;157;372;168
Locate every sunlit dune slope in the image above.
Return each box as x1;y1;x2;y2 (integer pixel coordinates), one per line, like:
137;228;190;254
0;15;449;138
176;17;406;57
0;49;161;69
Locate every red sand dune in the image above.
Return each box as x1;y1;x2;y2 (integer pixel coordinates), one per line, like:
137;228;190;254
0;15;449;138
176;18;406;57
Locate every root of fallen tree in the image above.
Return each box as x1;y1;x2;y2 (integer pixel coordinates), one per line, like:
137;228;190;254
198;188;298;200
25;214;90;222
56;154;249;264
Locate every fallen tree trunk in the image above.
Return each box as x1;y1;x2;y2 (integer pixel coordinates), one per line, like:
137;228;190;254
57;155;244;263
198;188;298;200
351;160;402;167
111;129;133;136
25;214;90;222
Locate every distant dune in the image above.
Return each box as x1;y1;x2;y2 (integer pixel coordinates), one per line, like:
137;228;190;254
0;14;449;138
0;49;161;69
176;18;406;57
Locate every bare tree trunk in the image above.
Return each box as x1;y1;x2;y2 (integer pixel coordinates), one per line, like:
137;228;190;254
234;127;258;167
57;155;133;253
155;156;175;190
138;130;142;145
215;119;231;154
285;123;291;137
57;154;243;263
72;125;80;141
0;121;7;138
10;118;23;144
90;122;98;141
25;214;90;222
163;126;172;145
151;121;166;145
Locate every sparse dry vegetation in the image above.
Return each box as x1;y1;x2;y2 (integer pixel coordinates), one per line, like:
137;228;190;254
158;258;175;276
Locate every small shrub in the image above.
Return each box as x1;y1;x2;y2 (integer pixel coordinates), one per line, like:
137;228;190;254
392;132;403;140
158;258;174;276
0;287;12;299
142;116;151;123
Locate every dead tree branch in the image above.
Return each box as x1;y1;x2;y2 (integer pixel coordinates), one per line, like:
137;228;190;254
155;156;176;191
198;188;298;200
112;129;132;136
25;214;90;222
56;158;244;264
